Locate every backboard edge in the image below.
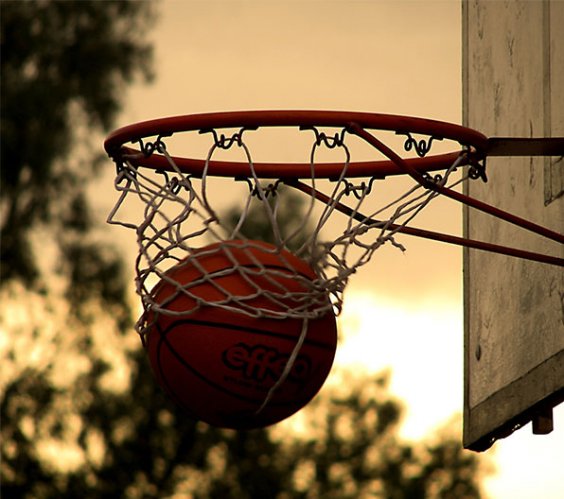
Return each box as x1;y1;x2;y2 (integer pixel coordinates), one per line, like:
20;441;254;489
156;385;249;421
463;349;564;451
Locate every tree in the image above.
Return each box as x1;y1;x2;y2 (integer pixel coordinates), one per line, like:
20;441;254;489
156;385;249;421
1;2;490;497
222;185;314;253
0;0;155;495
1;0;154;293
3;356;487;498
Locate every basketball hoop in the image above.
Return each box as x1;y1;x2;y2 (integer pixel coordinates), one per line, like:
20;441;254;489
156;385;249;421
104;110;563;427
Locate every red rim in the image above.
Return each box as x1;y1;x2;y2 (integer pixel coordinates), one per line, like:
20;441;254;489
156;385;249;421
104;110;488;179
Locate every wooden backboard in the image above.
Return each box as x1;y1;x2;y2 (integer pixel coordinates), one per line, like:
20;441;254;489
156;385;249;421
462;0;564;451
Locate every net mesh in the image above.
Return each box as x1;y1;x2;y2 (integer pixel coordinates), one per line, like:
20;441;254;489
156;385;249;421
107;126;467;340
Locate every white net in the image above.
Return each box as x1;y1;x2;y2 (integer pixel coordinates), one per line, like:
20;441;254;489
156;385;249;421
107;126;467;340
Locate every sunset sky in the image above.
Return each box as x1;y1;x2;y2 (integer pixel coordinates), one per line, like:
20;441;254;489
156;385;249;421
99;1;564;497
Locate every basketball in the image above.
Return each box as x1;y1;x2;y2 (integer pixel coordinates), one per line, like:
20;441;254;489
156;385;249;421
143;239;337;429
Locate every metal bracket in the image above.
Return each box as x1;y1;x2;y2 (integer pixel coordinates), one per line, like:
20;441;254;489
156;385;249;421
486;137;564;156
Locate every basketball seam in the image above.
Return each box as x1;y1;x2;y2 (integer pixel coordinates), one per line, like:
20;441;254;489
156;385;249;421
159;317;336;351
154;322;329;408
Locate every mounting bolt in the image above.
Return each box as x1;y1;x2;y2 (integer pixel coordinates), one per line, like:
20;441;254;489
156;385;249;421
532;406;554;435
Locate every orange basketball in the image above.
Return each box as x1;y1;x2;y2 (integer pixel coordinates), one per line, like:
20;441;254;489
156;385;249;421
143;240;337;429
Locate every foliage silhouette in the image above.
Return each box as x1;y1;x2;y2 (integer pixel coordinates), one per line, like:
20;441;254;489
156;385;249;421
2;353;486;498
1;0;154;296
222;186;314;253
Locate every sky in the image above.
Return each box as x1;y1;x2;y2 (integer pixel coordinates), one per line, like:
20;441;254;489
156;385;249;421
99;1;564;497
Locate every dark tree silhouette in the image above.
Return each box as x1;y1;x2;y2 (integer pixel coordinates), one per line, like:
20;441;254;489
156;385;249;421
2;356;487;498
1;0;154;292
222;186;314;253
1;2;490;498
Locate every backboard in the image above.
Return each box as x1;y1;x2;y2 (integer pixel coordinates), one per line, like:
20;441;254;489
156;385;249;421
463;0;564;451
